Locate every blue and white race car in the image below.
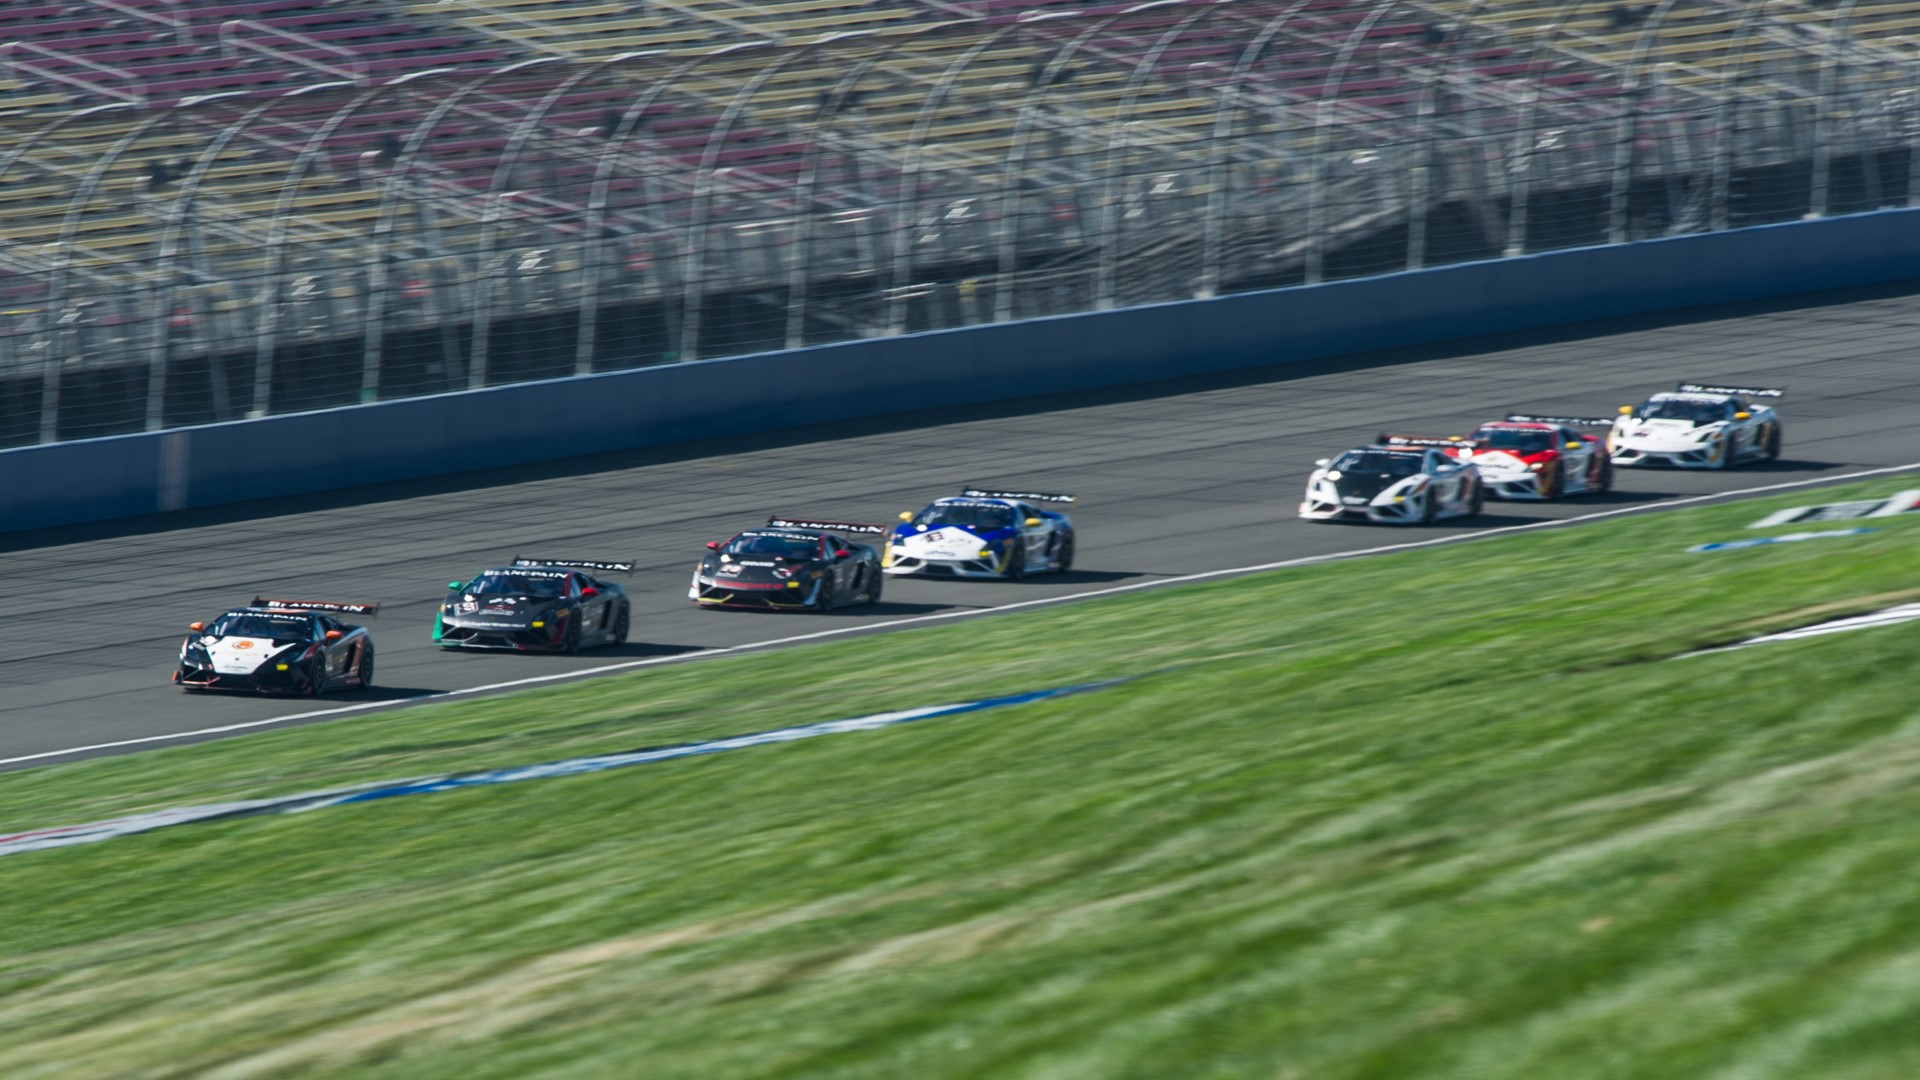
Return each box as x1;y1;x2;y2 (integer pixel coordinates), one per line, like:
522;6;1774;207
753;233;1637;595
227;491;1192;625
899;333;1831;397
885;486;1076;579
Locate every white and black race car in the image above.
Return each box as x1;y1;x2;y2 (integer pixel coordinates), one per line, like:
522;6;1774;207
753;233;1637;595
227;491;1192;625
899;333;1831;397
1609;382;1784;469
885;487;1076;579
174;597;378;695
1299;437;1484;524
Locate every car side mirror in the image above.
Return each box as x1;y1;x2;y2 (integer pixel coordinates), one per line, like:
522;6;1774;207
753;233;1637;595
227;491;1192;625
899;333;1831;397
447;581;463;591
188;621;205;632
1734;411;1750;421
898;511;912;521
835;549;853;559
705;541;719;550
1565;441;1581;450
1617;405;1633;416
1024;517;1042;527
325;629;343;641
582;586;599;597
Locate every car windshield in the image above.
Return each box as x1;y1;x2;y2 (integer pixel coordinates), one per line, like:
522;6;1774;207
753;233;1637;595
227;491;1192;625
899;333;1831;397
1473;427;1553;453
1640;398;1729;424
209;613;312;641
466;572;568;598
916;502;1015;530
1332;451;1423;476
723;533;819;559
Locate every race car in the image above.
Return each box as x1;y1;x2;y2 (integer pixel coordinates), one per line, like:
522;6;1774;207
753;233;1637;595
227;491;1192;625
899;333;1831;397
174;597;378;695
1299;437;1483;524
885;486;1076;579
1454;414;1614;500
690;517;885;611
1609;382;1784;469
435;557;632;652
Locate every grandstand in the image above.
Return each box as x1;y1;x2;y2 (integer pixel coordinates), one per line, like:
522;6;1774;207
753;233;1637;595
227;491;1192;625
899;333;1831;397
2;0;1917;444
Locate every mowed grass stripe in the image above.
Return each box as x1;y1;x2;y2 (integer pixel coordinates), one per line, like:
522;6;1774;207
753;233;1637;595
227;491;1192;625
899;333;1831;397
1;482;1918;1077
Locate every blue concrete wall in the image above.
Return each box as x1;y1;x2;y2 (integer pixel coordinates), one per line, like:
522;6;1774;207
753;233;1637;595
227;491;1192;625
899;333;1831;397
7;208;1920;533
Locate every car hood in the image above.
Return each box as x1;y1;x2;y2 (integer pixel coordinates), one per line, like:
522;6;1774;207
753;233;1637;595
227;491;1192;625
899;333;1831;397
203;636;300;675
703;556;810;583
894;526;1003;560
444;594;562;624
1330;472;1414;501
1620;418;1717;444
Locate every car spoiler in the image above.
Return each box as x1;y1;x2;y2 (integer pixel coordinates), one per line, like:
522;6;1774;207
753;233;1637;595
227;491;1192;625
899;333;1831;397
510;557;635;573
253;597;381;617
767;517;888;535
1676;382;1785;398
1377;434;1468;448
1503;413;1616;427
961;486;1077;504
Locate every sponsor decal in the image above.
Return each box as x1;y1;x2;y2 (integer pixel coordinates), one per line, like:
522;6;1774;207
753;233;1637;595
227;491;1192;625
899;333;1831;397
1379;434;1464;448
1690;528;1875;553
1747;490;1920;528
254;597;380;616
716;565;743;577
767;517;887;535
0;680;1128;858
961;486;1076;504
1682;602;1920;656
455;602;477;615
1503;414;1615;427
1677;382;1785;398
232;640;254;650
736;560;778;567
511;557;635;573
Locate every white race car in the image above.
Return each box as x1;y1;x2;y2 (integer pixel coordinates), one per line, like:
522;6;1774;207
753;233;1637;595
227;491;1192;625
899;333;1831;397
1609;382;1783;469
1300;437;1484;524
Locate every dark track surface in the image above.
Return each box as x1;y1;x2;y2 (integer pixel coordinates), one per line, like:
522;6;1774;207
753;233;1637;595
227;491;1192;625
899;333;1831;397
5;284;1920;769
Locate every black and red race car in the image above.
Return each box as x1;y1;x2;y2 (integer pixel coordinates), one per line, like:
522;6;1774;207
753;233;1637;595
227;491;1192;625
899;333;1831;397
435;558;632;653
175;597;378;695
1447;414;1614;500
689;517;885;611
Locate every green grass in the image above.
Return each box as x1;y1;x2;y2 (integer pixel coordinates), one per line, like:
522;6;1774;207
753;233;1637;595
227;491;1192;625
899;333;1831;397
4;481;1920;1079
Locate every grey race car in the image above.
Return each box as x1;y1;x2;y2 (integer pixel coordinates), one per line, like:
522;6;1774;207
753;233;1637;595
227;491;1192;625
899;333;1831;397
435;557;632;652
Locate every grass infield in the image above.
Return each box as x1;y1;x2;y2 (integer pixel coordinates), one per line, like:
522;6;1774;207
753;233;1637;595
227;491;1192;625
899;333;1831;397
3;480;1919;1078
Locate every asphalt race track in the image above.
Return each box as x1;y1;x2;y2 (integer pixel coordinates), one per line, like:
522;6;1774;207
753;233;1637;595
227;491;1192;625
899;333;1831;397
5;284;1919;769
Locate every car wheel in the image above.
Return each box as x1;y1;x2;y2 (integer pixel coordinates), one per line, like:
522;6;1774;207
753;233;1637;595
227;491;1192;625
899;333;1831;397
865;566;883;605
357;645;374;689
1056;534;1075;573
1761;423;1782;462
1596;455;1614;494
1007;545;1027;580
1468;478;1485;517
1418;489;1438;525
1709;435;1733;470
814;576;836;613
563;615;582;654
306;657;326;698
612;604;630;645
1537;460;1563;500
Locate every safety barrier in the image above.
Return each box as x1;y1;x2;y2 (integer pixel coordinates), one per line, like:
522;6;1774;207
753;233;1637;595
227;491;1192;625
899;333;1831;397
7;207;1920;533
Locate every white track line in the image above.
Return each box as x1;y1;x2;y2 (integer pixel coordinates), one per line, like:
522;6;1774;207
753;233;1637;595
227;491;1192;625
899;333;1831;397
8;461;1918;769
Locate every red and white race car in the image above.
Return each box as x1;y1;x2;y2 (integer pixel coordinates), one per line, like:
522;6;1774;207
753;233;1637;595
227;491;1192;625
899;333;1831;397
1445;415;1614;501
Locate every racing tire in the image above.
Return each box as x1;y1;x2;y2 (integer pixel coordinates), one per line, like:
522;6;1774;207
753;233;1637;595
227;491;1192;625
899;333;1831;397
357;645;374;690
1056;534;1075;573
562;615;582;655
1418;490;1438;526
1709;435;1733;470
1761;423;1782;463
1596;455;1614;495
1536;460;1564;501
1007;545;1027;580
814;577;837;614
864;567;883;606
1467;478;1485;518
305;657;326;698
612;604;630;645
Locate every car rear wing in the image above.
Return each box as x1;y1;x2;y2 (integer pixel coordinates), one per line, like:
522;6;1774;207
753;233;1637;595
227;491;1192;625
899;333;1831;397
767;517;888;535
961;486;1077;504
1377;434;1469;448
253;597;381;617
510;557;635;573
1676;382;1785;398
1503;413;1617;427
